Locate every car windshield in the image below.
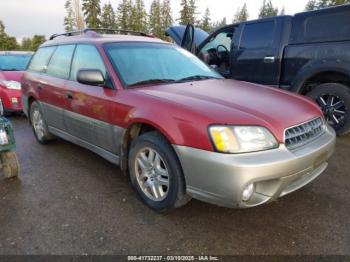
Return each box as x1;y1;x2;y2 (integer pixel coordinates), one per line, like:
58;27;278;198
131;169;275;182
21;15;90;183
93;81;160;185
104;42;222;87
0;54;32;71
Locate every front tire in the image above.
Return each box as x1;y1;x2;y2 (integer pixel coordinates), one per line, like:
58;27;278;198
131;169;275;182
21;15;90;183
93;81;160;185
128;131;190;211
307;83;350;135
30;101;54;144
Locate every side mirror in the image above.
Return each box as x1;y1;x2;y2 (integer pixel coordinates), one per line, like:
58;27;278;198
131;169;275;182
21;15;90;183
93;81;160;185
77;69;105;86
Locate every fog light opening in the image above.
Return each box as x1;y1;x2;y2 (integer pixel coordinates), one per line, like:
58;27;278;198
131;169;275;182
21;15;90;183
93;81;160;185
242;183;255;202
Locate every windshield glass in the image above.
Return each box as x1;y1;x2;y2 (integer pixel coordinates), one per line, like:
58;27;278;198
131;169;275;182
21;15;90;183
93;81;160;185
0;54;32;71
104;42;222;87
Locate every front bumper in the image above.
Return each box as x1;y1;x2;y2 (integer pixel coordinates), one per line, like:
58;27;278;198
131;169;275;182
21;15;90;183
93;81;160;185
174;126;336;208
0;88;22;112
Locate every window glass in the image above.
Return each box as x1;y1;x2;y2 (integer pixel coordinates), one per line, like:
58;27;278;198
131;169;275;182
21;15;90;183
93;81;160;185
28;46;56;72
46;45;75;79
240;21;275;49
70;45;106;81
201;31;232;52
305;11;350;42
105;43;222;86
0;54;32;71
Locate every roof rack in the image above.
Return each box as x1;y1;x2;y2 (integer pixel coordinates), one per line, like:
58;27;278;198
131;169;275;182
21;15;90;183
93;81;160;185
49;28;151;40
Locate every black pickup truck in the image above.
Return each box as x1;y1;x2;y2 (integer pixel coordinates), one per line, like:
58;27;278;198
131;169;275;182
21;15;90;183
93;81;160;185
166;5;350;135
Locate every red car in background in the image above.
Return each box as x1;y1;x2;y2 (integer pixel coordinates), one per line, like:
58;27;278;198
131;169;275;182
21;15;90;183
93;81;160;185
0;51;33;113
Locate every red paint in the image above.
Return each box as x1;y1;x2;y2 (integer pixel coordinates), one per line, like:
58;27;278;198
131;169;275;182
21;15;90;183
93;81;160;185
0;71;23;111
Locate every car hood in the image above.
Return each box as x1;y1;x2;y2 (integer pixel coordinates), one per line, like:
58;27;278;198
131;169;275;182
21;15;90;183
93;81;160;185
133;79;322;142
0;70;24;82
165;25;209;46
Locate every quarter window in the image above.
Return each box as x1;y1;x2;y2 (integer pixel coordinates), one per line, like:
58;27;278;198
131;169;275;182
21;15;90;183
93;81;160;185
70;45;106;81
46;45;76;79
28;46;56;73
240;21;275;49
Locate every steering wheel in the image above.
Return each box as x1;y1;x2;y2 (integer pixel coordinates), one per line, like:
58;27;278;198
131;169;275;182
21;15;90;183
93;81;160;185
216;45;229;60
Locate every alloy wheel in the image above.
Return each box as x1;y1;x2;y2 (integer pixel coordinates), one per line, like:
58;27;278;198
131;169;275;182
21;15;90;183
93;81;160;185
32;109;45;140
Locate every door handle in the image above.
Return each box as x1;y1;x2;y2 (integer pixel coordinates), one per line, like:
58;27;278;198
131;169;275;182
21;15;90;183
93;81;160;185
264;56;275;63
65;91;73;100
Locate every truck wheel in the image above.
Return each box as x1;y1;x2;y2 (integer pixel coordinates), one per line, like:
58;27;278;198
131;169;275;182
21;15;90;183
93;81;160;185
128;131;190;211
1;151;19;178
30;101;54;144
307;83;350;135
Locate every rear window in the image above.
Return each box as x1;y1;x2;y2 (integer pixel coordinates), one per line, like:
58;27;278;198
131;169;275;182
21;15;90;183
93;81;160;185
0;54;32;71
28;46;56;73
46;45;75;79
240;21;275;49
304;11;350;42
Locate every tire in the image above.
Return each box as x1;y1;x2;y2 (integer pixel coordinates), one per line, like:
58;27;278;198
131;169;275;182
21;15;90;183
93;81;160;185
30;101;54;144
307;83;350;136
1;151;19;178
128;131;190;211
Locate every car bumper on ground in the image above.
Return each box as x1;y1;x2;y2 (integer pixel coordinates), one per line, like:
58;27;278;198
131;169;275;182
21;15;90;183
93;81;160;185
174;125;336;208
0;88;22;112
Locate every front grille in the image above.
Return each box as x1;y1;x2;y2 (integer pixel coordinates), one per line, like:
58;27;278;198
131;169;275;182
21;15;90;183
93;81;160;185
284;117;325;149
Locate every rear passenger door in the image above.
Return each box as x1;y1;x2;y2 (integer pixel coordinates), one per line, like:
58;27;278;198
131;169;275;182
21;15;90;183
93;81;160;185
40;44;76;131
231;18;283;85
64;44;120;154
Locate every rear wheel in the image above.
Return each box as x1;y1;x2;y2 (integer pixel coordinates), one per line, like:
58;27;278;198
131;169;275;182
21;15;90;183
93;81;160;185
30;101;54;144
307;83;350;135
1;151;19;178
128;131;190;211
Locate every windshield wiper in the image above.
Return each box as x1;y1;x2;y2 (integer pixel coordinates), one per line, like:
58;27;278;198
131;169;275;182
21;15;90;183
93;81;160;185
178;75;221;82
128;79;177;88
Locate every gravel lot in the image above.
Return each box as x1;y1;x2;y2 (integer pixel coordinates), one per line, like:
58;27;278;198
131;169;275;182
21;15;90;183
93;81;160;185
0;116;349;255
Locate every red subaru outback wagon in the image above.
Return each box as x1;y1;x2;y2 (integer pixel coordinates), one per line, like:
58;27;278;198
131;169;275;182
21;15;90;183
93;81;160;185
21;29;336;211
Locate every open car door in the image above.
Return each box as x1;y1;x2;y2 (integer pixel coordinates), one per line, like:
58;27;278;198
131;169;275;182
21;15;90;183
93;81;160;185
165;24;209;53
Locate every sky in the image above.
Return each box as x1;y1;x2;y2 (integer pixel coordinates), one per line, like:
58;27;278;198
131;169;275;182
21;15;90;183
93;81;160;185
0;0;308;41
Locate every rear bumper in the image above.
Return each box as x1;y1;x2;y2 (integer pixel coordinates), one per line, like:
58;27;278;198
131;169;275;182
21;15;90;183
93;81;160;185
174;125;336;208
0;88;22;112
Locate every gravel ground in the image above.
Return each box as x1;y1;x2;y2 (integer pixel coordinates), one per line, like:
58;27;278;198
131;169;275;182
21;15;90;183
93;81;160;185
0;116;349;255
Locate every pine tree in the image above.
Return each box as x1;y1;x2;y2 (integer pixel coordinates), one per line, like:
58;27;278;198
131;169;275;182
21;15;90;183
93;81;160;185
101;2;116;29
232;3;249;23
305;0;350;10
200;8;211;32
149;0;162;37
178;0;196;25
0;21;19;51
21;37;32;51
161;0;173;31
130;0;148;32
117;0;133;30
258;0;278;18
64;0;76;31
82;0;101;28
30;35;46;51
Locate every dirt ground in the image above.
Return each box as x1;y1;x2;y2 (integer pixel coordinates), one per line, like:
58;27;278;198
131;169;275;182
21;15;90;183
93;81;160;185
0;116;349;255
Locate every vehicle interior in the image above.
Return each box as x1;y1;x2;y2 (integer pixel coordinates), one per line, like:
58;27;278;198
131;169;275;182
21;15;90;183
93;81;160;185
197;26;234;77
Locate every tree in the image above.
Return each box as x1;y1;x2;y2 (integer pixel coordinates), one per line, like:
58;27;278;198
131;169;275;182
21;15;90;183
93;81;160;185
21;37;32;51
149;0;162;37
130;0;148;32
64;0;75;31
72;0;85;30
161;0;173;31
31;35;46;51
178;0;196;25
0;21;19;51
101;2;116;29
199;8;211;32
279;6;285;15
232;3;249;23
82;0;101;28
305;0;350;10
258;0;278;18
117;0;133;29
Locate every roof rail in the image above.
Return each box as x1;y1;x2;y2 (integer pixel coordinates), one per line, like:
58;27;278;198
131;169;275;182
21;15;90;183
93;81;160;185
49;28;151;40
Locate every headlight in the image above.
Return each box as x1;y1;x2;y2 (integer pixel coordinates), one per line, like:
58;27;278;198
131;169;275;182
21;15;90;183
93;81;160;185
1;80;21;90
209;126;278;153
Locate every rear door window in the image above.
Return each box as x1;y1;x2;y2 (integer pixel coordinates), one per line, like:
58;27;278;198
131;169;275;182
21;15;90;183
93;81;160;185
46;45;76;79
70;44;106;81
28;46;56;73
240;21;275;49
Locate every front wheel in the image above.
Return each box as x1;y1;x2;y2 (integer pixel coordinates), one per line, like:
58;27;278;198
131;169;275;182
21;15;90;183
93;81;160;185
1;151;19;178
307;83;350;135
128;131;190;211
